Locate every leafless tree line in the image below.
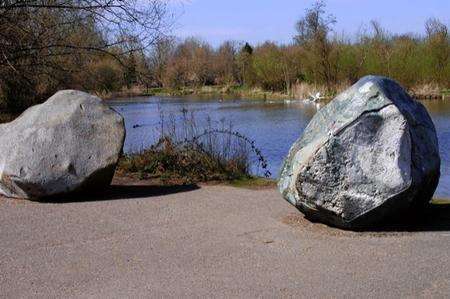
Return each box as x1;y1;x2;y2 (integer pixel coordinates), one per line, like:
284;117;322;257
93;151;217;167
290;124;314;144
1;0;448;112
0;0;170;111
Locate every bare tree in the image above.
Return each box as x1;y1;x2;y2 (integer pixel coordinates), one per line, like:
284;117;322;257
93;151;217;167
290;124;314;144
0;0;171;110
148;36;176;87
294;0;337;87
215;41;238;85
424;18;449;84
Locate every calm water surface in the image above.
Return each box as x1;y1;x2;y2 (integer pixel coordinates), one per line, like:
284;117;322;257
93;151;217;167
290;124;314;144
109;96;450;198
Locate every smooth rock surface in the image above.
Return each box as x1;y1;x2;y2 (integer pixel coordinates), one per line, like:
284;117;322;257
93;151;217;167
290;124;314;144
279;76;441;229
0;90;125;199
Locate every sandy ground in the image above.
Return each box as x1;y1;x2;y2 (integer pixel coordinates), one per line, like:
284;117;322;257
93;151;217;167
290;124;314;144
1;182;450;298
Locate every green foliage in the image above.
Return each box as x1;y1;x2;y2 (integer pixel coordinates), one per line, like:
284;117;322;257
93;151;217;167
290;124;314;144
431;198;450;205
237;43;255;86
228;177;276;189
252;42;286;91
242;43;253;55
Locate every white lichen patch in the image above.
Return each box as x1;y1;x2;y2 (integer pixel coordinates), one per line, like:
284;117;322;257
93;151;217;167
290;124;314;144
358;82;374;94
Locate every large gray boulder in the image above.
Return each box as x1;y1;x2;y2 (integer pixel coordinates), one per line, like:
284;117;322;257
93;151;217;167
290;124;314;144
0;90;125;199
279;76;440;229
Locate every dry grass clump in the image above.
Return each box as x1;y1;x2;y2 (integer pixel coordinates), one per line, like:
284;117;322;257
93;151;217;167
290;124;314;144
118;109;270;184
409;83;444;99
99;85;152;100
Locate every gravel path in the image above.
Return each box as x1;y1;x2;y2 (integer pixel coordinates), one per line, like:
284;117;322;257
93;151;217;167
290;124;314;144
1;183;450;298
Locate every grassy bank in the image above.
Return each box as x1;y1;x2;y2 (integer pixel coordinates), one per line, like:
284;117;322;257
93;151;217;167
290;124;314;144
154;85;291;100
431;198;450;205
227;177;277;189
103;84;450;102
101;85;292;101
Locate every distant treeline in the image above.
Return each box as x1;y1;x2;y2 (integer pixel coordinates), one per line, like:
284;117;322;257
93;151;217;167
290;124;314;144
1;1;449;112
149;2;449;98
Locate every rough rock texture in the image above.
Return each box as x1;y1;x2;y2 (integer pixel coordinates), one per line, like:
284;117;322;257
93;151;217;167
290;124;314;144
0;90;125;199
279;76;441;229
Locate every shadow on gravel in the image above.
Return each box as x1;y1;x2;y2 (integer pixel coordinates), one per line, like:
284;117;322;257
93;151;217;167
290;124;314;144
285;205;450;234
360;205;450;232
37;184;200;204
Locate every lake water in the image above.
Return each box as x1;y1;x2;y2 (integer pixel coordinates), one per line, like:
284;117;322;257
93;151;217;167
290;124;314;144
109;96;450;198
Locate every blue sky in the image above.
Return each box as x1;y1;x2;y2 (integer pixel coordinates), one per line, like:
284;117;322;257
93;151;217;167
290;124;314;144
169;0;450;47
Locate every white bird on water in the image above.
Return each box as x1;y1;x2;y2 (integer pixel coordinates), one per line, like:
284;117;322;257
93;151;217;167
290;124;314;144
308;92;324;102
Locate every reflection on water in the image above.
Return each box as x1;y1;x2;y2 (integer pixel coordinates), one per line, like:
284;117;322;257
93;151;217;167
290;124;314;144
109;96;450;198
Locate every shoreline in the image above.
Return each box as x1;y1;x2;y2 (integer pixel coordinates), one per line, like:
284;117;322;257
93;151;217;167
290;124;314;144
102;85;450;102
102;85;292;101
1;85;448;119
